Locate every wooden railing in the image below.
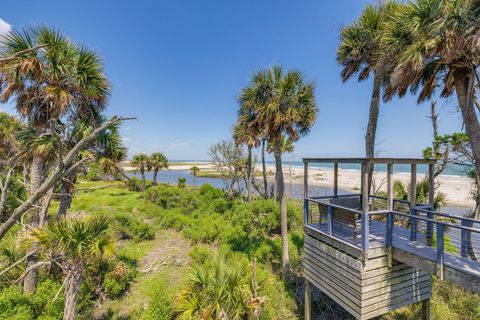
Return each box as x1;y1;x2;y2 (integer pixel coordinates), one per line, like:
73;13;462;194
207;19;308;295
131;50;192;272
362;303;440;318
304;195;480;276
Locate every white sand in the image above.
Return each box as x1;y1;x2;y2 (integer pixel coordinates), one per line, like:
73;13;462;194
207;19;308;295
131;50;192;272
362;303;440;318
262;164;475;208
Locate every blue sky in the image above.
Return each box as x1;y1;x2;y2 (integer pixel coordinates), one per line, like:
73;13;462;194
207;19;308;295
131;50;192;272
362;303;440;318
0;0;464;161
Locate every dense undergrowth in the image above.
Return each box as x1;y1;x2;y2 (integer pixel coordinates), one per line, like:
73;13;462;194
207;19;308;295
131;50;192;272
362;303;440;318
0;180;479;319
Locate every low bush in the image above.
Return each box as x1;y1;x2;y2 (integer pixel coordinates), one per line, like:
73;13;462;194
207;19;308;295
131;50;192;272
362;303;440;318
112;213;155;241
103;261;137;298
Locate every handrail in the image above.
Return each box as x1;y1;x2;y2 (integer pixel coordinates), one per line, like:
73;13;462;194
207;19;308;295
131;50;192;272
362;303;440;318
415;206;480;224
305;197;363;214
391;210;480;233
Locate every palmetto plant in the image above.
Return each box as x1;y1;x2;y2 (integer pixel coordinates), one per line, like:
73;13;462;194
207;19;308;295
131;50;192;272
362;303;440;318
381;0;480;216
149;152;168;186
190;166;200;187
131;154;149;192
239;65;317;277
337;0;400;191
176;254;264;320
23;216;116;320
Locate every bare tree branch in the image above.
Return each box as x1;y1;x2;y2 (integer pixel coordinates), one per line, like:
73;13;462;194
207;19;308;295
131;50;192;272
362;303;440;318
0;116;134;239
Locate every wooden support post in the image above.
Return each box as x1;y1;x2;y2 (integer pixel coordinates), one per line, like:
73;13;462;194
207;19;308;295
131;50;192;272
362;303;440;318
461;219;470;258
410;164;417;241
304;161;309;225
387;163;393;211
361;164;369;258
304;200;309;225
428;164;435;207
386;164;393;268
427;163;435;246
304;161;309;198
436;224;444;280
422;298;431;320
333;162;338;197
327;206;333;235
304;279;312;320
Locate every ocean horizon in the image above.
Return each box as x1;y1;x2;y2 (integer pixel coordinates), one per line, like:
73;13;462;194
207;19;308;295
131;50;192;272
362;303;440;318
167;159;471;177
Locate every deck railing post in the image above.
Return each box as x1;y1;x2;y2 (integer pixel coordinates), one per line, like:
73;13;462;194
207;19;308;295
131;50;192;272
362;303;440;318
461;219;471;258
426;211;434;246
327;206;333;235
436;223;444;280
386;211;393;268
410;208;417;242
304;199;309;225
361;213;369;253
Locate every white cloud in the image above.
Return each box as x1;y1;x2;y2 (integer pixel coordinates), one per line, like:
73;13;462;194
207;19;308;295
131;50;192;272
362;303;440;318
0;18;11;36
122;137;134;143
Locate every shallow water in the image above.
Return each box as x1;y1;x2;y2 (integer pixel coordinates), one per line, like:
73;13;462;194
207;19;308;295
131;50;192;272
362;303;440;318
129;169;474;218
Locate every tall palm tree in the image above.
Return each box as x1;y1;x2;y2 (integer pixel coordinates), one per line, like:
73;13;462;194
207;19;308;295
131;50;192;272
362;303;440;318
149;152;168;186
239;65;318;277
337;1;400;192
233;115;260;202
382;0;480;216
131;154;149;192
23;216;116;320
0;26;110;293
190;165;200;187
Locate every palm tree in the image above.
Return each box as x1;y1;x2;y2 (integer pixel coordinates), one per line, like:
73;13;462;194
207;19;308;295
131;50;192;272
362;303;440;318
23;216;116;320
382;0;480;217
233;116;260;202
337;1;400;192
239;65;318;277
190;166;200;187
131;154;149;192
149;152;168;186
0;26;110;293
177;177;186;189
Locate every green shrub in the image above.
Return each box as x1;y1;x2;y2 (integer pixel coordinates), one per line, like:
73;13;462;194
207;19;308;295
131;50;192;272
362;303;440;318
199;183;224;200
146;184;200;212
103;261;137;298
125;176;142;191
33;279;64;320
0;286;33;320
112;213;155;241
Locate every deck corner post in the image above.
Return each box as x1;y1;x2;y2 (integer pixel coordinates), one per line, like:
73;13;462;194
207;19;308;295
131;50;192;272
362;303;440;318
386;211;393;268
304;279;312;320
426;210;434;246
436;223;445;280
422;298;431;320
303;199;309;225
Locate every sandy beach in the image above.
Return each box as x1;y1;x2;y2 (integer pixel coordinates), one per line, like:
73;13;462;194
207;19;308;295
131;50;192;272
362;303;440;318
123;161;476;208
262;164;476;208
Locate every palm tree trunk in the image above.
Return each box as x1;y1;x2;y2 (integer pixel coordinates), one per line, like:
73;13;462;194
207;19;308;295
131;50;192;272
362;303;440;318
24;129;45;294
247;146;253;202
366;73;381;196
152;169;158;186
63;268;83;320
274;143;289;278
454;69;480;221
193;174;196;188
141;169;146;191
57;169;78;219
261;140;268;198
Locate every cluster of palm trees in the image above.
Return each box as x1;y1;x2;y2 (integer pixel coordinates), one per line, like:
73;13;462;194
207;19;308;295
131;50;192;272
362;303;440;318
131;152;169;192
0;26;128;319
337;0;480;206
234;65;318;277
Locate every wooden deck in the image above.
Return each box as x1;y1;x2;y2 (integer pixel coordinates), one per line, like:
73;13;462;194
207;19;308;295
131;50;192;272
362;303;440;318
308;221;480;293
